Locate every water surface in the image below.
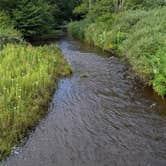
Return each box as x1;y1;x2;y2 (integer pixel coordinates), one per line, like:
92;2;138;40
5;38;166;166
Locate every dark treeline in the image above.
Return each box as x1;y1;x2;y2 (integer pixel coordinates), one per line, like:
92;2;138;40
0;0;82;39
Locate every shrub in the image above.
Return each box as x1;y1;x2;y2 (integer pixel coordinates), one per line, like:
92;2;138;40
68;7;166;96
68;19;91;40
122;7;166;95
0;11;21;37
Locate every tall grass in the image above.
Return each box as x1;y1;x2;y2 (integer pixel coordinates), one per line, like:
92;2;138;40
0;10;72;160
68;7;166;96
0;44;72;159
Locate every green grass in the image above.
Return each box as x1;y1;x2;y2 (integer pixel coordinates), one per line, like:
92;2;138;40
0;11;21;38
68;7;166;96
0;11;22;49
0;43;72;160
0;11;72;160
68;19;92;40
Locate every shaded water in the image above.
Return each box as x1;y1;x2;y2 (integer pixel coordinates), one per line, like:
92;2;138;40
5;38;166;166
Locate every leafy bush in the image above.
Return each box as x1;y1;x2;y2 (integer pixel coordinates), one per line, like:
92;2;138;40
0;0;82;40
103;9;147;50
12;0;56;39
151;48;166;96
84;22;107;47
0;11;22;49
0;11;21;39
68;19;91;40
125;0;166;9
122;7;166;95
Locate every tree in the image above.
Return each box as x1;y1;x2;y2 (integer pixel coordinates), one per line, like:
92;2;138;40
11;0;56;39
49;0;82;22
0;0;60;39
0;0;82;39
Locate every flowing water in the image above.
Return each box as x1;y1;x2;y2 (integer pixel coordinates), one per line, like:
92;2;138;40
5;38;166;166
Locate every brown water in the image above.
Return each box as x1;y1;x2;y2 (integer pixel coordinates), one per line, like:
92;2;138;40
5;38;166;166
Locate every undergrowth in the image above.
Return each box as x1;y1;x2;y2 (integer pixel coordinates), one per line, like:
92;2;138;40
68;7;166;96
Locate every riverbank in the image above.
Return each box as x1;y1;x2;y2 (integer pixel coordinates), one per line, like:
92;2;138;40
68;7;166;97
0;12;72;160
4;38;166;166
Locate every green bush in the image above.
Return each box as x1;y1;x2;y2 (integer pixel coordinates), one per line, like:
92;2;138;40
103;9;147;50
0;11;21;39
12;0;56;39
68;19;91;40
0;11;22;50
122;7;166;95
68;7;166;96
151;47;166;96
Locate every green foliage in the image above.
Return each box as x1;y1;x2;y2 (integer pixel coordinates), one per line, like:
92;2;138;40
69;6;166;96
87;0;115;19
126;0;166;9
0;11;21;39
0;11;22;49
0;0;18;12
0;8;72;160
68;19;91;40
0;0;56;39
74;0;118;19
11;0;56;39
121;7;166;95
0;43;72;160
103;9;147;51
0;0;82;39
75;0;166;19
151;49;166;96
49;0;82;21
73;0;89;16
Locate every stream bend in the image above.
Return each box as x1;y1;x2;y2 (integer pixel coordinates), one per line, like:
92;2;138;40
5;38;166;166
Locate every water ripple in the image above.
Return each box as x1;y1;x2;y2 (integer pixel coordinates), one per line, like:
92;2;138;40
5;38;166;166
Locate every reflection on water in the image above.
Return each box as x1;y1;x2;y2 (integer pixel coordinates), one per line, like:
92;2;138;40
5;37;166;166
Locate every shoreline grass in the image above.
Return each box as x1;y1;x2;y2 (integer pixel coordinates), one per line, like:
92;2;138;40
0;12;72;160
0;43;72;160
68;7;166;97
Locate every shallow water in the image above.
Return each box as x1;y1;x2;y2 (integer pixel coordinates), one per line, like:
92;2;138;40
5;38;166;166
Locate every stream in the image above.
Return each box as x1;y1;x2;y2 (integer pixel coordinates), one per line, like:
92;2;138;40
5;37;166;166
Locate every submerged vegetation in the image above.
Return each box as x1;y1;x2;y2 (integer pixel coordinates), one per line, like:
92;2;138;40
0;10;72;159
68;0;166;96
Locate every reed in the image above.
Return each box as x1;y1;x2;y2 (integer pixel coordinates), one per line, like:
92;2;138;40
0;43;72;159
